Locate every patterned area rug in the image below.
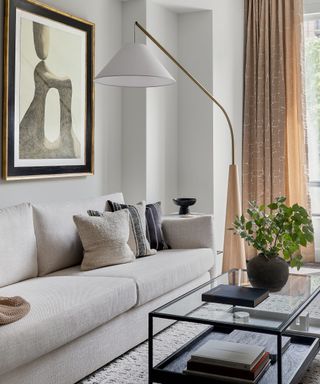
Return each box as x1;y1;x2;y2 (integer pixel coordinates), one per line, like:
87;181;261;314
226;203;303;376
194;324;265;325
80;319;320;384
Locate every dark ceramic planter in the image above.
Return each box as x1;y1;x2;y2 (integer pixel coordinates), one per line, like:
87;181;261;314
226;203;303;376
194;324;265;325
247;254;289;292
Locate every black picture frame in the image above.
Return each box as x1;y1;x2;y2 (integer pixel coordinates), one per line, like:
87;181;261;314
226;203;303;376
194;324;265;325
2;0;95;180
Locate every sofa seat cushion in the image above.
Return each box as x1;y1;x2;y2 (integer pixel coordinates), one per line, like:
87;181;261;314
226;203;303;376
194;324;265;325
50;248;214;306
0;276;137;376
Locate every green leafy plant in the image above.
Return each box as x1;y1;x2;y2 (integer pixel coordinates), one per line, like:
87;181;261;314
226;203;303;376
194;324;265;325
233;196;314;269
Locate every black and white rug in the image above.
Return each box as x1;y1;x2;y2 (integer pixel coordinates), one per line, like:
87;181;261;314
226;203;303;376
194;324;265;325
80;319;320;384
80;321;205;384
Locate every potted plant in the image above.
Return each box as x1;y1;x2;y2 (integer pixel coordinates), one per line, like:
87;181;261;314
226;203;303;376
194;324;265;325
233;196;314;291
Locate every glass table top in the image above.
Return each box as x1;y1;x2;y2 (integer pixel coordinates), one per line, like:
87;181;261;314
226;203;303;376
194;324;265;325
153;269;320;333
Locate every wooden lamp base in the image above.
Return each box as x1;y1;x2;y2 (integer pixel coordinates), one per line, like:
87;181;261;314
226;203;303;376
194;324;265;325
222;164;246;272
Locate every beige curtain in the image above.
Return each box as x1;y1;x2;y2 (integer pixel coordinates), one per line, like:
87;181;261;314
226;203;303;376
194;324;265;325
243;0;314;261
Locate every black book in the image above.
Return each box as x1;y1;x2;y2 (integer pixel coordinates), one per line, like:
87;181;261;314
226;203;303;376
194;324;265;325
202;284;269;307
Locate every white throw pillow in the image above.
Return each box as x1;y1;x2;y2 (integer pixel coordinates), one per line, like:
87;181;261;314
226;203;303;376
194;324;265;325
73;209;134;271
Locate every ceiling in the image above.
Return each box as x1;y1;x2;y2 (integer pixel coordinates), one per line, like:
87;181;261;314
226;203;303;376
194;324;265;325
120;0;214;14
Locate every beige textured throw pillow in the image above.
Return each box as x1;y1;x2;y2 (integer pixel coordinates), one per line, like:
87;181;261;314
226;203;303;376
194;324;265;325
73;210;135;271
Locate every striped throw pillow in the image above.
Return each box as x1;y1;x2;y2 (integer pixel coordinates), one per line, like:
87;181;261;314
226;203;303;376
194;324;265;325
87;210;103;217
146;202;168;251
106;201;156;258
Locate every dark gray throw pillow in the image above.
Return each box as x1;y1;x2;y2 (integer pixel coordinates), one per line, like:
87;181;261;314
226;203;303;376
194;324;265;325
145;202;168;251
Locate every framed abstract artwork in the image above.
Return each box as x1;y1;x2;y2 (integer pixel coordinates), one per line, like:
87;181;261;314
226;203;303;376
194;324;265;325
2;0;94;180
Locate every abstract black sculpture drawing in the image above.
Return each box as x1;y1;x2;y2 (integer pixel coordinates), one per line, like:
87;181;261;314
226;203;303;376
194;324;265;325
3;0;94;180
20;22;80;160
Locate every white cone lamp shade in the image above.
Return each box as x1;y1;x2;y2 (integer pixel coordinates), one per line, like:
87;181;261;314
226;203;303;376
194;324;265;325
95;43;176;88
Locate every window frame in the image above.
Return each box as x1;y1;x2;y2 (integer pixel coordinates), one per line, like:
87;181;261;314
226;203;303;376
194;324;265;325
304;1;320;260
304;0;320;15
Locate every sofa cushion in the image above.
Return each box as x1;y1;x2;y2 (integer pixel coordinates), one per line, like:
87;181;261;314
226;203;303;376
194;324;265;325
0;276;137;376
0;203;37;288
74;210;135;271
50;248;214;305
107;200;156;257
146;201;168;251
33;193;124;276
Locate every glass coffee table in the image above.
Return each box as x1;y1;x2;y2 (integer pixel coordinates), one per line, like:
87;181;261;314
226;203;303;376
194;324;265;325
148;269;320;384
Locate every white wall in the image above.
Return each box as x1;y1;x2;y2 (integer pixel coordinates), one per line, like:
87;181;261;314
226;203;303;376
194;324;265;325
169;0;244;252
146;2;178;212
121;0;179;211
0;0;123;208
177;10;214;214
212;0;244;252
121;0;147;204
120;0;244;253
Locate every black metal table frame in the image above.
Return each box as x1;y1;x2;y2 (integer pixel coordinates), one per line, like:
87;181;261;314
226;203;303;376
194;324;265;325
148;274;320;384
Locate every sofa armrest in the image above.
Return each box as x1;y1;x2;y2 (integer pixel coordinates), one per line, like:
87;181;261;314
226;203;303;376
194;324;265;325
162;215;215;251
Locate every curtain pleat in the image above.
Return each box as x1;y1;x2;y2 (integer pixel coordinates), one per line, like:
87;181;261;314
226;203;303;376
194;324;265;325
243;0;314;261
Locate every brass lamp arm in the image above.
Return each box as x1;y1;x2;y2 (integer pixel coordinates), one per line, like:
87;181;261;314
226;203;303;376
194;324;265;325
134;21;235;165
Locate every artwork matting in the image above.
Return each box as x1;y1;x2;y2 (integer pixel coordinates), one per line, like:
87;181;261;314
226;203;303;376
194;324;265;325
2;0;95;180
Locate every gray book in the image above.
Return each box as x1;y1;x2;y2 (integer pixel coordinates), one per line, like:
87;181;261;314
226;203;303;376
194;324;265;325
185;361;271;384
191;340;265;370
225;330;291;355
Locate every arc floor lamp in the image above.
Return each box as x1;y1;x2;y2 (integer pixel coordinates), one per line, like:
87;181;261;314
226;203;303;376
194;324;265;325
95;21;246;272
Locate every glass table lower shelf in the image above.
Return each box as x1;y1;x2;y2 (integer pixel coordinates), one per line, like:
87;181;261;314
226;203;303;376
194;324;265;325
148;269;320;384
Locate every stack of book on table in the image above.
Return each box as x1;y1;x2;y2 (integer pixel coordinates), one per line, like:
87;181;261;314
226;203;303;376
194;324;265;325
185;340;271;383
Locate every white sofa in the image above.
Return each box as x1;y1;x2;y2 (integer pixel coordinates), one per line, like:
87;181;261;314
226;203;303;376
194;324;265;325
0;193;215;384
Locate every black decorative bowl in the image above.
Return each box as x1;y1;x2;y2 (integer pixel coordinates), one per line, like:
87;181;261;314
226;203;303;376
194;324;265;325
173;198;197;215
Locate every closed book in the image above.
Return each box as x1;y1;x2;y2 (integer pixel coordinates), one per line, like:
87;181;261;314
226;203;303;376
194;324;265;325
185;361;271;384
202;284;269;307
191;340;265;370
225;330;291;356
187;352;270;380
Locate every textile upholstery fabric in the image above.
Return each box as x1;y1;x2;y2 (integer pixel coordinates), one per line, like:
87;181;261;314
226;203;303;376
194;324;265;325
74;210;134;271
0;192;216;384
107;200;156;257
243;0;314;260
0;276;137;376
0;203;37;288
162;215;215;250
33;193;124;276
49;248;214;306
145;202;167;250
0;274;209;384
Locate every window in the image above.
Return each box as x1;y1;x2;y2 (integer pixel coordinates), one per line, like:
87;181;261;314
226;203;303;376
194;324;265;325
304;11;320;260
